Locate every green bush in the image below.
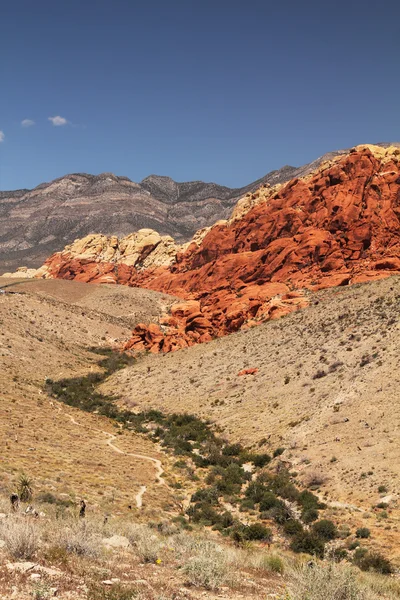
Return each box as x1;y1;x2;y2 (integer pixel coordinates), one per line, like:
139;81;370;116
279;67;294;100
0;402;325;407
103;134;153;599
283;519;304;536
331;547;348;562
245;481;268;503
273;447;285;458
222;443;243;456
354;550;393;574
355;527;371;539
259;492;278;512
191;487;219;505
230;522;272;543
298;490;321;510
252;453;272;468
312;519;337;541
290;531;325;558
269;500;292;525
240;498;255;511
301;508;319;523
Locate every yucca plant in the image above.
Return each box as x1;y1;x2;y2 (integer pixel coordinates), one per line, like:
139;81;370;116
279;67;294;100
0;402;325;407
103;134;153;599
17;473;33;502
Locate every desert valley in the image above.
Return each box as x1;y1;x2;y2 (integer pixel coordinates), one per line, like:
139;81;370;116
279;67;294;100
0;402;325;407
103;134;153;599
1;143;400;599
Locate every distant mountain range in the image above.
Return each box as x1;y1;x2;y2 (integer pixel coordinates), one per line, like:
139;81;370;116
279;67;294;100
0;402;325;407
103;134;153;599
0;144;397;271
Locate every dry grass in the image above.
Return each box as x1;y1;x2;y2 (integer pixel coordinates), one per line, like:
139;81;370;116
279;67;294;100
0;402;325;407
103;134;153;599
57;520;102;557
125;523;163;563
283;562;400;600
0;517;39;559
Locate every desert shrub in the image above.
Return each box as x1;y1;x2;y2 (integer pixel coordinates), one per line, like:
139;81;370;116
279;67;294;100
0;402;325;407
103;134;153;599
246;523;273;541
298;489;321;510
330;547;349;562
213;463;247;495
182;546;231;590
222;443;243;456
87;582;141;600
32;582;53;600
263;553;284;574
0;518;39;559
279;483;300;502
273;447;285;458
284;519;304;536
126;523;162;563
287;562;369;600
301;508;319;523
37;492;73;508
354;550;393;574
245;481;268;503
252;453;272;468
312;519;337;541
42;544;70;566
259;492;279;511
188;501;222;527
219;511;234;529
377;485;388;494
353;547;368;561
269;500;292;524
356;528;371;539
348;541;360;551
338;524;351;539
304;471;327;490
191;487;219;505
59;522;101;557
229;522;272;543
290;531;325;558
240;498;255;511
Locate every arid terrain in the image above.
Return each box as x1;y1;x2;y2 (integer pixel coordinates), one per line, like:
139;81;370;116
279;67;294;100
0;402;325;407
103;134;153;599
0;277;178;514
103;275;400;559
1;144;400;599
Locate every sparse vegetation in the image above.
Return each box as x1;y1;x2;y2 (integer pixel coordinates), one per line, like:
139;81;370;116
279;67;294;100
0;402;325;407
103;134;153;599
17;473;33;502
356;527;371;539
0;517;39;559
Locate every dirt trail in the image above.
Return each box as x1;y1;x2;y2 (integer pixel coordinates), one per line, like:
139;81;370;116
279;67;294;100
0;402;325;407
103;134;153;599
60;408;164;508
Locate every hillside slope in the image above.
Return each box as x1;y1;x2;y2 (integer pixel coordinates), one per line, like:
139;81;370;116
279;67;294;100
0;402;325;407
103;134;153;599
102;274;400;559
0;277;177;513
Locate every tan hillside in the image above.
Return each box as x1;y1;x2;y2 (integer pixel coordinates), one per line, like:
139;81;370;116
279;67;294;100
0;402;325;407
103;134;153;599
102;275;400;560
0;277;179;515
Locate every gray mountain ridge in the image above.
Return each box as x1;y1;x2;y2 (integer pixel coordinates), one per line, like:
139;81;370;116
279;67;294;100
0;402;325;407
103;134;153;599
1;144;397;271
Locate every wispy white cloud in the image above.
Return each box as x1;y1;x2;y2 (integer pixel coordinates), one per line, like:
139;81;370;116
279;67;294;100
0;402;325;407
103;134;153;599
48;115;68;126
0;131;5;142
21;119;35;127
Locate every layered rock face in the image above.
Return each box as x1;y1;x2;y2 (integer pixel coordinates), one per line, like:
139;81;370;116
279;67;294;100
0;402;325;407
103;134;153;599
37;145;400;352
1;147;367;272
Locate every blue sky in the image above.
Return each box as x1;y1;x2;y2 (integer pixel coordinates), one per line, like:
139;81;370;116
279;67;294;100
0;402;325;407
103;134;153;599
1;0;399;190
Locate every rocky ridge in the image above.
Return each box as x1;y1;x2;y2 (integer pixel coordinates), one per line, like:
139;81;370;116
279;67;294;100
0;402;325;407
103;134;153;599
28;144;400;352
1;147;371;272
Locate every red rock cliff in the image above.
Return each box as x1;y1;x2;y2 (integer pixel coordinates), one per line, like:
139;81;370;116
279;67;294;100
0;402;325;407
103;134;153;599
37;145;400;353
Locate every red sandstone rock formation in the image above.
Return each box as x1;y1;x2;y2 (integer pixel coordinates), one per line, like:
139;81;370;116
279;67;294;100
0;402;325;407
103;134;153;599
37;145;400;353
238;368;258;376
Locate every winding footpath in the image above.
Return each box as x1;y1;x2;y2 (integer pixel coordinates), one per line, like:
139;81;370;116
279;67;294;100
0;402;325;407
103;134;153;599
57;406;165;509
